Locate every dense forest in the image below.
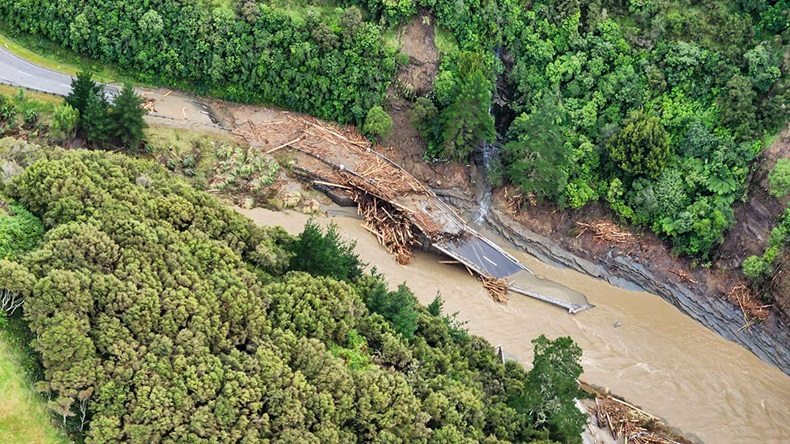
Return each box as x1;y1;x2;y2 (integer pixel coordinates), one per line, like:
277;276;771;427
2;0;788;260
0;141;587;443
0;0;398;124
414;0;790;260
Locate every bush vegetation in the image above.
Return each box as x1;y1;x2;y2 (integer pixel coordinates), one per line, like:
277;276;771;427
0;1;396;126
0;143;587;443
426;0;789;259
743;159;790;289
5;1;787;258
742;205;790;285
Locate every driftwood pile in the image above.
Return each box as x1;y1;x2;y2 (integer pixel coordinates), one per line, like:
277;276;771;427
354;192;415;265
504;187;536;214
142;97;157;113
233;114;427;202
412;209;444;238
480;276;509;302
727;284;771;324
591;396;680;444
576;220;634;246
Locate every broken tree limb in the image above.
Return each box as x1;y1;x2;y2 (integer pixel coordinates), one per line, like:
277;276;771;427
607;396;659;421
312;180;352;190
266;136;303;154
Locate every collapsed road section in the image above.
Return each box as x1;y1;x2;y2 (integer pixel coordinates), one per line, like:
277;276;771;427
234;114;594;313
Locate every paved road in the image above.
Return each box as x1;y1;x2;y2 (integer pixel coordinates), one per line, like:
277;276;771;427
438;235;524;279
0;46;76;95
0;46;118;97
434;235;593;313
0;46;221;129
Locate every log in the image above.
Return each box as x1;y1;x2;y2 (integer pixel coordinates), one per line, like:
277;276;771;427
266;136;303;154
607;397;659;420
312;180;352;190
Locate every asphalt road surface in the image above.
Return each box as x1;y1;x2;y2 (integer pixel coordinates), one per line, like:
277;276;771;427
438;235;525;279
0;46;117;97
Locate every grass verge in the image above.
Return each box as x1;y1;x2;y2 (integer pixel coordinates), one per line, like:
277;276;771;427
0;28;133;85
0;316;71;444
0;85;62;106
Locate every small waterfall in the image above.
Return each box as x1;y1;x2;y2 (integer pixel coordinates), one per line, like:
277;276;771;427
474;47;502;225
474;140;498;224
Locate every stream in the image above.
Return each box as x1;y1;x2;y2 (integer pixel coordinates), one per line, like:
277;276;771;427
238;206;790;444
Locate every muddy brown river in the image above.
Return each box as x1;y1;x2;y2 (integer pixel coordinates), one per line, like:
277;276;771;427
238;207;790;443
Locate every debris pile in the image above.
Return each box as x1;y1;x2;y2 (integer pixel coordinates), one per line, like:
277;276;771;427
576;220;634;246
591;396;681;444
354;192;415;265
503;187;537;215
234;113;437;266
480;276;509;302
727;284;770;324
234;115;426;201
412;209;444;238
142;97;157;113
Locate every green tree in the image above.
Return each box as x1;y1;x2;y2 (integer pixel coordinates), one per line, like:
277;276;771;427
718;74;758;142
138;9;164;36
65;71;101;126
81;90;111;145
288;219;365;282
743;255;771;280
363;106;393;142
0;259;36;315
519;335;585;444
438;68;495;161
502;92;571;204
266;272;365;343
50;103;79;144
411;97;441;154
607;110;670;179
744;43;781;93
769;159;790;198
364;282;419;339
108;83;147;150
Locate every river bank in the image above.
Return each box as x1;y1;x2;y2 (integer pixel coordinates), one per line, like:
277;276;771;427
437;188;790;375
237;206;790;443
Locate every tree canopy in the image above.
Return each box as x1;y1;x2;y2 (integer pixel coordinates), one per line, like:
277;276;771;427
4;0;789;258
0;143;586;443
607;111;670;180
0;1;396;125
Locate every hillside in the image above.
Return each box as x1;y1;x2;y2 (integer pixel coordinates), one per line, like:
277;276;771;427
2;0;787;274
0;141;590;443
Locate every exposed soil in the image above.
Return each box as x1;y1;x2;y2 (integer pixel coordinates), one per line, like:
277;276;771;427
380;14;471;192
719;126;790;313
136;87;220;131
396;14;439;94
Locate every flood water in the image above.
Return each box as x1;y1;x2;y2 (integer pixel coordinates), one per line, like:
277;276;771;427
238;207;790;443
